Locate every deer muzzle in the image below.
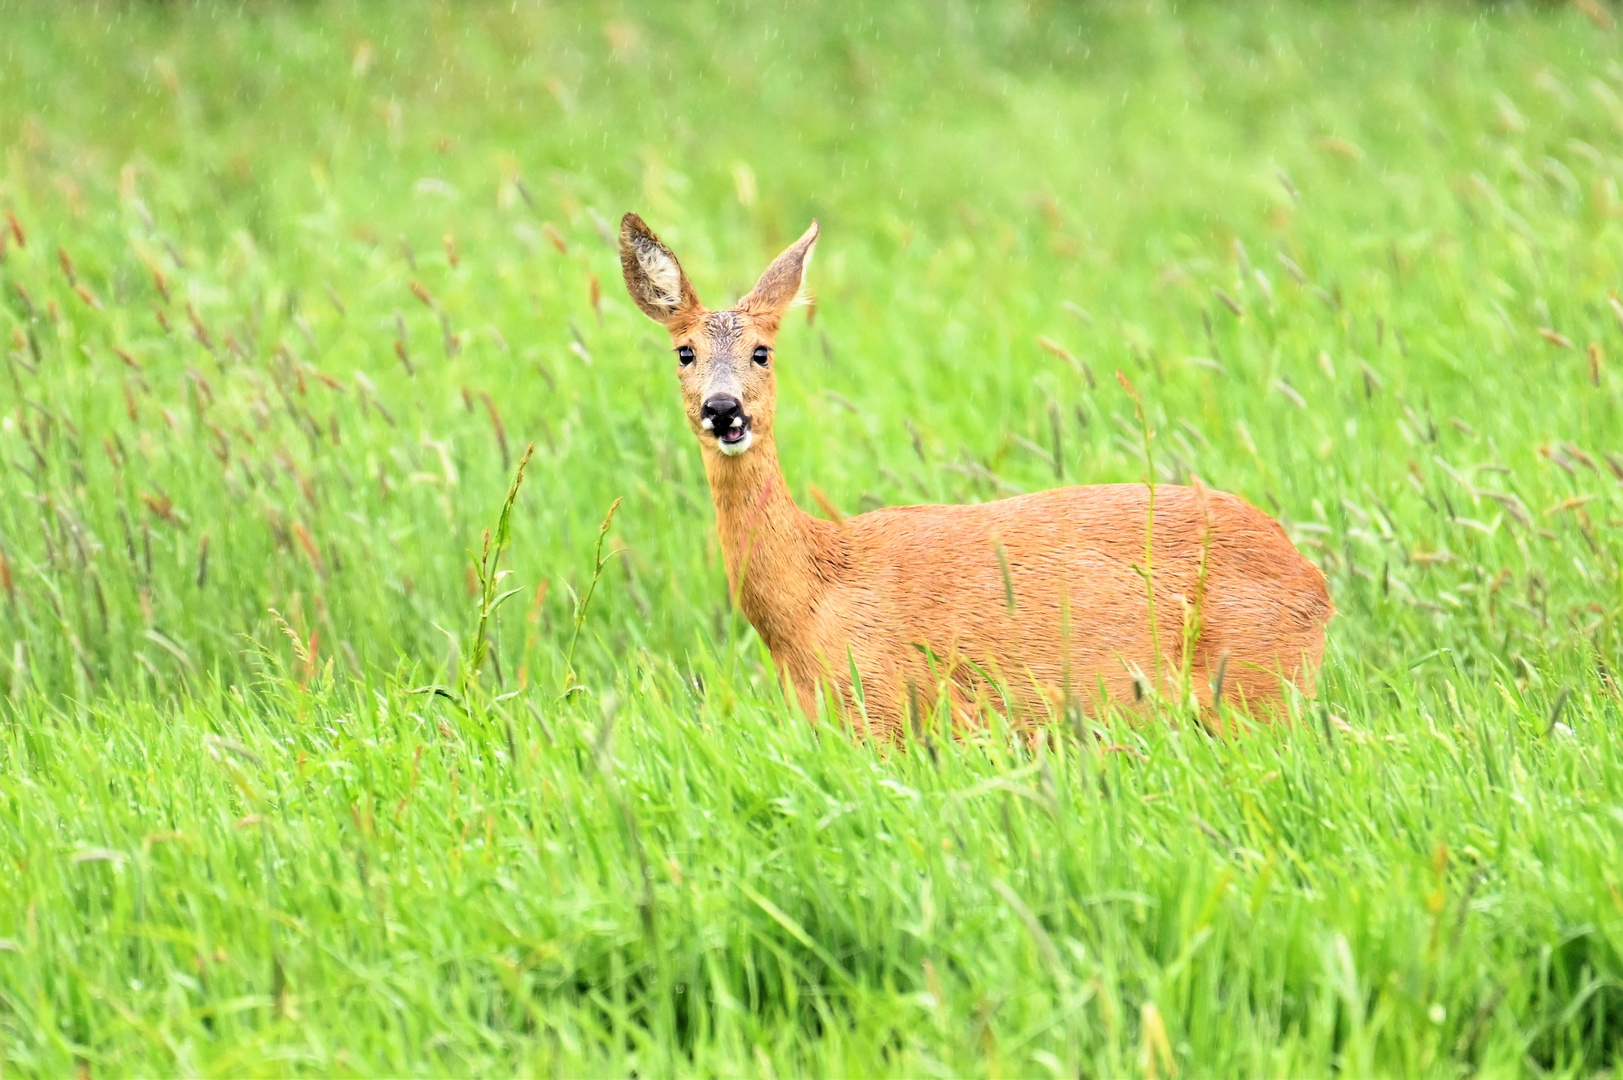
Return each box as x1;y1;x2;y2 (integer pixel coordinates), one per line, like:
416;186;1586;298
700;394;752;454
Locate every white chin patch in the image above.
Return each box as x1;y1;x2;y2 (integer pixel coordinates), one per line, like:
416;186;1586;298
717;429;753;456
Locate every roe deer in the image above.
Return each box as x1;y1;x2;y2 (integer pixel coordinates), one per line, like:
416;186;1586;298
620;212;1332;738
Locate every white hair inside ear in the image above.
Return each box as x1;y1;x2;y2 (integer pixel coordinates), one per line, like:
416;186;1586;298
634;241;683;310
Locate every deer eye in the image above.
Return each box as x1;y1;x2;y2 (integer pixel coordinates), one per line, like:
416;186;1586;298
676;345;695;366
752;346;771;367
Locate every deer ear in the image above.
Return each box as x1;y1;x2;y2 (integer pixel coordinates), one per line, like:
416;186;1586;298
619;213;701;325
739;221;818;326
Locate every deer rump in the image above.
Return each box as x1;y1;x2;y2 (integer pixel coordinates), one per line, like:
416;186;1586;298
774;482;1332;735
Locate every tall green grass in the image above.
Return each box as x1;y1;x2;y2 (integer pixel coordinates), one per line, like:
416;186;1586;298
2;0;1623;1073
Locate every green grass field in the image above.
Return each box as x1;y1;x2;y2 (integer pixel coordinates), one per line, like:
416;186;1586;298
4;0;1623;1074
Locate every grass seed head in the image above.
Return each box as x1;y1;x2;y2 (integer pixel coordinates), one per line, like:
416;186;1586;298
185;303;212;348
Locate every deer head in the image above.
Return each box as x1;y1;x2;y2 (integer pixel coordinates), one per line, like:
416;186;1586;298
619;213;818;459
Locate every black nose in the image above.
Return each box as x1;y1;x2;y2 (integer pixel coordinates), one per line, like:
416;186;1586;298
701;394;744;433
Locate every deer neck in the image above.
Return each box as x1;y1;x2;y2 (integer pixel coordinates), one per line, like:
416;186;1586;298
702;436;834;651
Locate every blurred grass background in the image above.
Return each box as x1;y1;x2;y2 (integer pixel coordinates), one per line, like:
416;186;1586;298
3;0;1623;1074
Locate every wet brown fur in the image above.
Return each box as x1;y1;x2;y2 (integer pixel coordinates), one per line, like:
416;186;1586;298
620;213;1333;738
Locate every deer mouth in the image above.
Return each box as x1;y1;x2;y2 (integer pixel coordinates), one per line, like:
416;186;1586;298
716;416;752;455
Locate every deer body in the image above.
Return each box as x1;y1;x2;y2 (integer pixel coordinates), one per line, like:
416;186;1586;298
621;213;1332;736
